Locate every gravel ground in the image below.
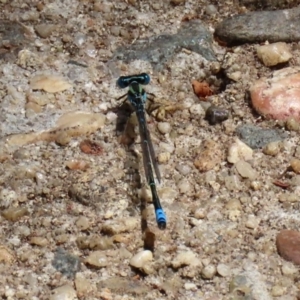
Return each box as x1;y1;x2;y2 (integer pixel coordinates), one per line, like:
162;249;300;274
1;1;300;300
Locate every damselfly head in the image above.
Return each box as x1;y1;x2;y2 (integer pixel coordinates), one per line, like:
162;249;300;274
117;73;150;89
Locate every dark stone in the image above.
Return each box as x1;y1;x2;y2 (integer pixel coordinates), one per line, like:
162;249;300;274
113;20;216;71
215;6;300;45
236;124;288;149
276;229;300;265
0;20;32;61
239;0;300;10
205;105;229;125
52;248;81;279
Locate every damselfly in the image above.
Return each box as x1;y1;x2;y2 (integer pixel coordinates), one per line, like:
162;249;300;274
116;73;167;230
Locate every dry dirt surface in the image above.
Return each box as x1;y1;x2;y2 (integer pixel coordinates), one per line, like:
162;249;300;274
1;1;300;300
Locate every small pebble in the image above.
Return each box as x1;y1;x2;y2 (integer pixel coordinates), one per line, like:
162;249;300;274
159;141;175;153
25;102;42;117
0;245;15;264
76;235;113;250
257;42;292;67
66;160;89;170
276;229;300;265
170;0;186;5
101;217;138;234
224;175;241;191
263;141;282;156
205;105;229;125
2;206;29;222
157;122;171;134
201;264;217;279
286;117;300;131
175;163;191;175
194;140;223;172
228;71;242;82
290;158;300;174
29;236;49;247
271;285;286;297
227;138;253;164
158;74;167;84
278;193;298;203
194;208;206;219
35;24;57;38
73;33;86;47
30;74;72;93
130;250;153;269
225;199;242;210
281;262;298;276
50;284;76;300
85;251;108;268
184;282;197;290
75;273;94;296
217;263;231;277
189;104;205;116
0;189;18;208
245;215;260;229
236;124;287;149
205;4;217;15
235;160;257;180
157;152;170;164
75;216;90;231
250;180;262;191
172;251;202;269
52;248;81;279
177;179;191;194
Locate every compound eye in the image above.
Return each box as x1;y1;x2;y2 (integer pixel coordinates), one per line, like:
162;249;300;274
139;73;150;85
116;76;129;89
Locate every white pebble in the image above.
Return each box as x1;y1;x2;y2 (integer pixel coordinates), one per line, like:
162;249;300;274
217;263;231;277
130;250;153;268
157;152;170;164
159;141;175;153
172;251;202;269
176;163;191;175
245;215;260;229
189;104;205;116
281;262;298;275
85;251;108;267
257;42;292;67
73;33;86;47
184;282;197;290
205;4;217;15
157;122;171;134
194;208;206;219
0;189;17;208
228;71;242;82
227;138;253;164
50;284;76;300
201;264;217;279
235;160;257;180
177;179;191;194
263;141;282;156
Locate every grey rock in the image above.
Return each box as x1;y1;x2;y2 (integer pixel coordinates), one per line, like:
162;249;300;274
236;124;288;149
113;20;216;70
215;6;300;45
52;248;81;279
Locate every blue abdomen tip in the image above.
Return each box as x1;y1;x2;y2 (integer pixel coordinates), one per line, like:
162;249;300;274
156;209;166;229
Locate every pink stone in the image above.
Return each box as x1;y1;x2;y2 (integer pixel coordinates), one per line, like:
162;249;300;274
276;229;300;265
250;67;300;121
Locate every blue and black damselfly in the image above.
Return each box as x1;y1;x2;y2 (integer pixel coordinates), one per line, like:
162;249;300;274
116;73;167;230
